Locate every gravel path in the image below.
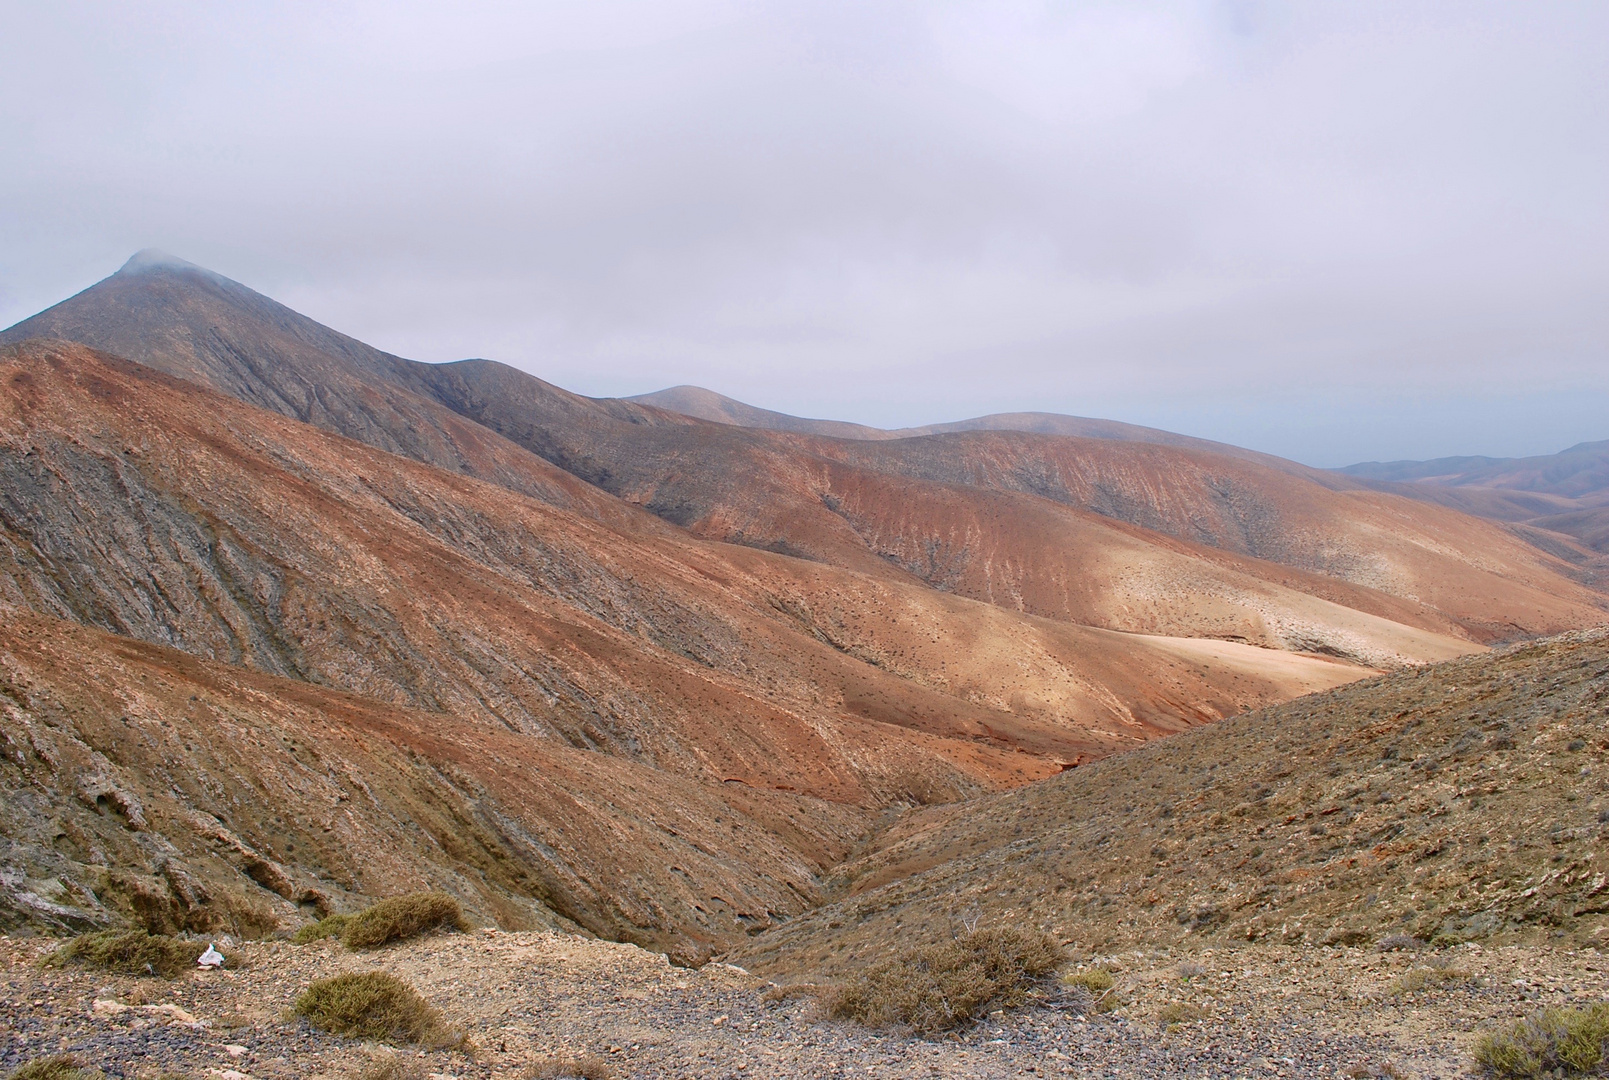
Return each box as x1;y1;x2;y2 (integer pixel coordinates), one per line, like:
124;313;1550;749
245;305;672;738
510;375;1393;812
4;931;1606;1078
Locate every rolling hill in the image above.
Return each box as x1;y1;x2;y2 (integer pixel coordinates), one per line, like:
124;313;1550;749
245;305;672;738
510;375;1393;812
733;627;1609;980
1;252;1605;957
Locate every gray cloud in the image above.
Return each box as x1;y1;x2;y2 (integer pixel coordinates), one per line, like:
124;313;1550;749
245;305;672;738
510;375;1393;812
2;0;1605;465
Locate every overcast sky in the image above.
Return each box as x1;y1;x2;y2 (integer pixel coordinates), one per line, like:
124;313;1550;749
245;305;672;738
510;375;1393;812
2;1;1605;466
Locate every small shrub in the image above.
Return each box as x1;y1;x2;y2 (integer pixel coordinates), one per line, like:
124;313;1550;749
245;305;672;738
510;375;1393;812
1063;967;1119;1011
1346;1064;1408;1079
47;930;207;978
760;983;824;1003
341;893;469;950
356;1053;428;1080
825;926;1064;1033
1386;961;1470;997
1157;1002;1206;1028
292;913;351;944
6;1057;103;1080
1176;961;1207;981
522;1056;616;1080
1474;1004;1609;1077
293;971;457;1046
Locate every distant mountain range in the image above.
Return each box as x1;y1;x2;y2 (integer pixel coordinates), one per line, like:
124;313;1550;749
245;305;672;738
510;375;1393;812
1;250;1604;952
629;380;1609;566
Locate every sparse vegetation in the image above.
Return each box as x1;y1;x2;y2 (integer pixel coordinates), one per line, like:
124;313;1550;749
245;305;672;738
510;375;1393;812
292;912;351;944
1157;1002;1206;1028
1063;966;1120;1011
1345;1064;1407;1079
340;893;469;950
293;971;458;1046
1385;959;1472;996
46;929;208;978
1474;1004;1609;1077
522;1056;617;1080
5;1057;103;1080
824;926;1064;1033
355;1053;428;1080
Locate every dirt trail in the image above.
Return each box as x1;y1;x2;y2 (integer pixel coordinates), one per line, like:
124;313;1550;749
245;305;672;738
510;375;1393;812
4;930;1607;1079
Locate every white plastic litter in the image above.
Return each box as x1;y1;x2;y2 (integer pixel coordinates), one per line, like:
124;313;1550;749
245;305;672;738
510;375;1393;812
197;943;226;968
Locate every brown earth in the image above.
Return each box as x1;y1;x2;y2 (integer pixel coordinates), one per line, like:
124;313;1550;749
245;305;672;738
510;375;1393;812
1;253;1605;976
0;342;1388;948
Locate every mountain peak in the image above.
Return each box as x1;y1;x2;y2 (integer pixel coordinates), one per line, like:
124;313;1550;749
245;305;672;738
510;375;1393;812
117;248;209;276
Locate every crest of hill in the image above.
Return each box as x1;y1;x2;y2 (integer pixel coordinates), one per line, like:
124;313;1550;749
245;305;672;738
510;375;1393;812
8;255;1600;659
626;384;1336;482
733;628;1609;981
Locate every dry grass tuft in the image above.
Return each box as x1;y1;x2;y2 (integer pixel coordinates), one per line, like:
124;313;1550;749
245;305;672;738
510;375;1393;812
1474;1004;1609;1077
5;1057;104;1080
1063;967;1120;1012
1385;960;1472;997
341;893;469;950
292;913;351;944
355;1052;429;1080
293;971;458;1046
1156;1002;1206;1028
824;926;1064;1033
521;1056;616;1080
46;930;208;979
1345;1063;1408;1079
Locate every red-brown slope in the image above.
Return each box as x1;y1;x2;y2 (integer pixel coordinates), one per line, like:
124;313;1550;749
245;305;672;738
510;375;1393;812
10;258;1588;660
0;341;1376;790
0;605;867;948
429;360;1603;647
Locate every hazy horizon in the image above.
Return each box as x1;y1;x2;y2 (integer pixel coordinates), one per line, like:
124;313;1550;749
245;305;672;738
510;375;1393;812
3;2;1605;468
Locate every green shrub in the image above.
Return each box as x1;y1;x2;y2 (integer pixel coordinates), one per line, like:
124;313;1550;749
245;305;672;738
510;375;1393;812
294;971;457;1046
825;926;1064;1033
341;893;469;950
46;930;208;978
6;1057;103;1080
1474;1004;1609;1077
292;913;351;944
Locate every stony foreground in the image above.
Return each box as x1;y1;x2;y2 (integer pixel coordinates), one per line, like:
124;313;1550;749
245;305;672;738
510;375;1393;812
3;930;1607;1079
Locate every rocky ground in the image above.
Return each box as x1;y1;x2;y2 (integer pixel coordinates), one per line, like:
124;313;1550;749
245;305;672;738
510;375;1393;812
3;929;1607;1079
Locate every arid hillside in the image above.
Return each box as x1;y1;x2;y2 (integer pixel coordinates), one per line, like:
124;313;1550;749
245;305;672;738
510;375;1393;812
2;254;1605;965
1;341;1390;948
734;628;1609;981
1341;441;1609;595
7;255;1602;660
